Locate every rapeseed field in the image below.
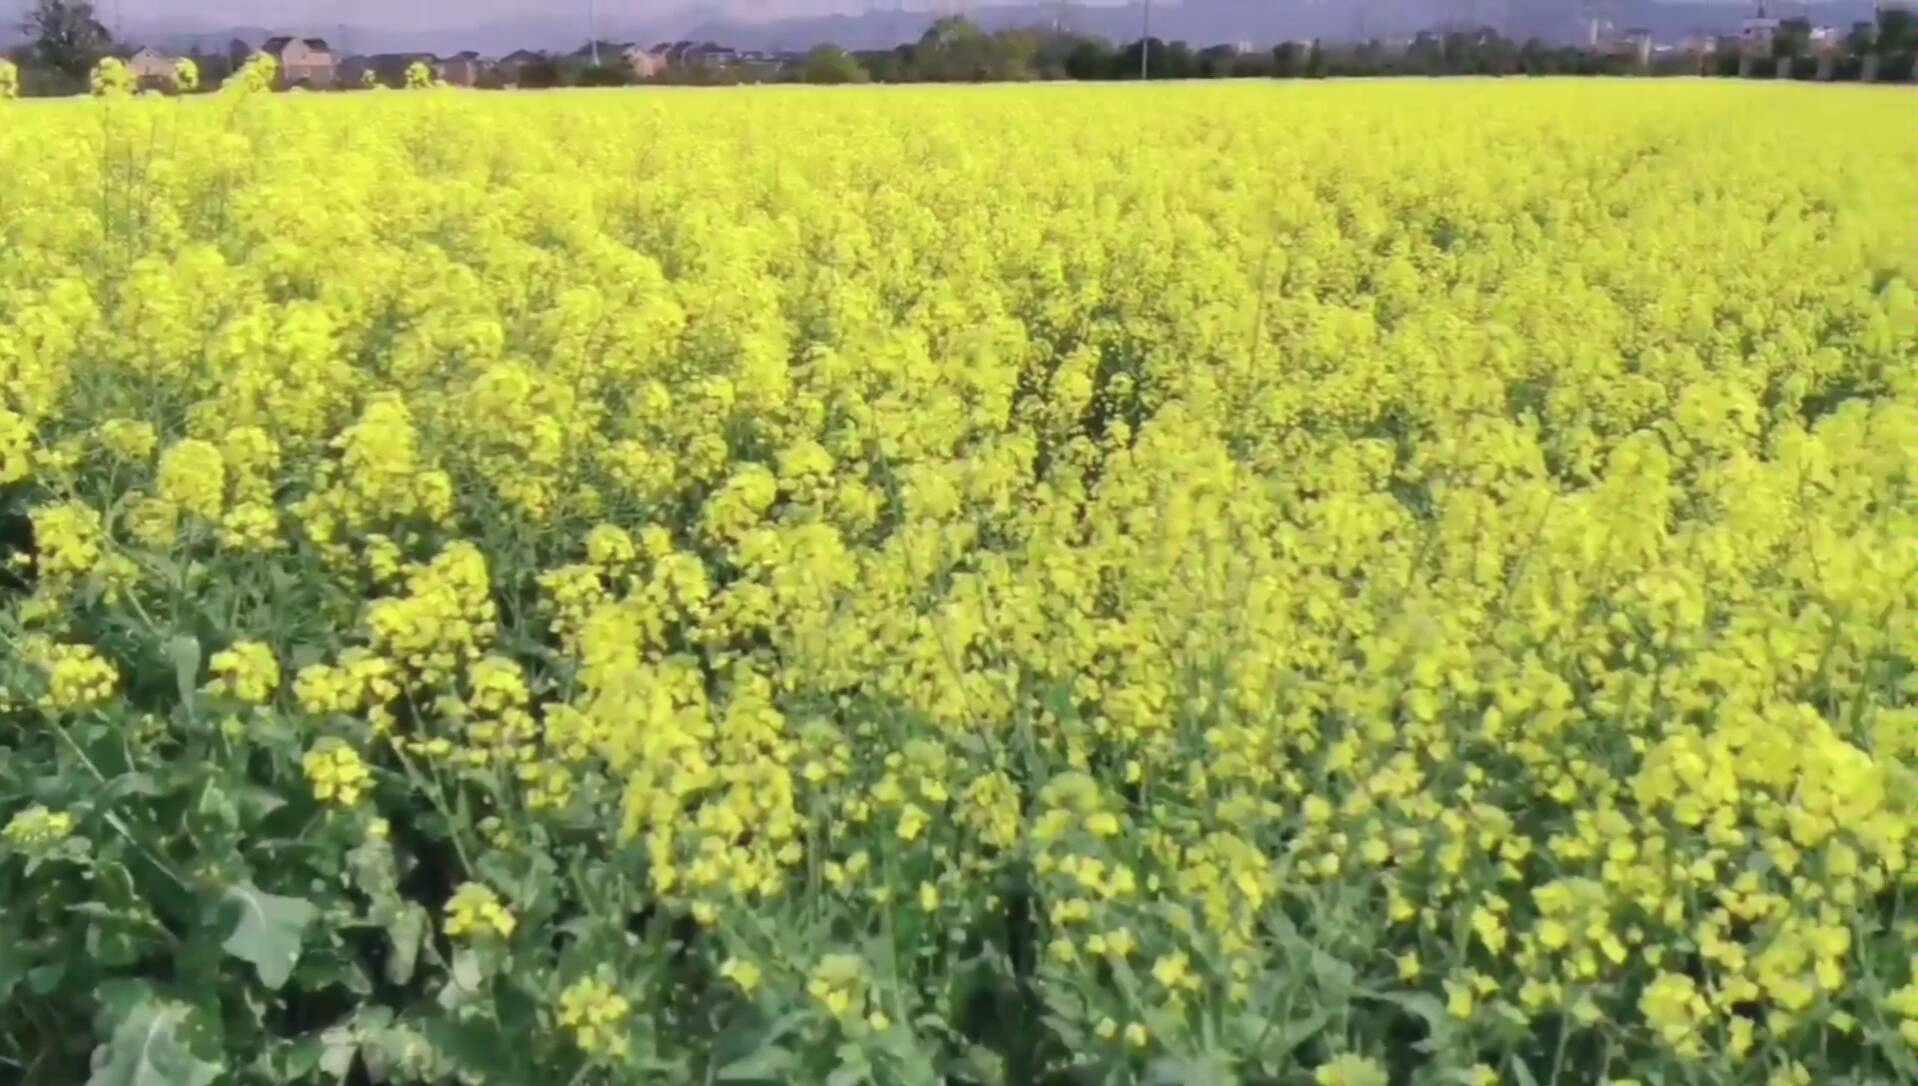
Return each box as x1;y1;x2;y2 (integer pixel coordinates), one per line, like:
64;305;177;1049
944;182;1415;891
0;73;1914;1086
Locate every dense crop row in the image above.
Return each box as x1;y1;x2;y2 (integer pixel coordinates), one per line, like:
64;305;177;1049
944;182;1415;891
0;81;1914;1086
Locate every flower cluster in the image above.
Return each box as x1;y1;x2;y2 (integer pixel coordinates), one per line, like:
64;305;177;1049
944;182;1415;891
2;805;75;850
556;976;631;1057
443;882;516;940
302;741;371;806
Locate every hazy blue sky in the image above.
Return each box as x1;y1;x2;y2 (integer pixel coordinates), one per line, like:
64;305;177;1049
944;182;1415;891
68;0;1038;32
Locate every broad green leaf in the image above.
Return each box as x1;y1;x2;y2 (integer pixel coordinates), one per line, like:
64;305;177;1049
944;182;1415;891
826;1043;875;1086
1254;1007;1332;1058
383;904;426;986
234;784;287;821
317;1026;358;1080
167;636;202;709
86;1000;223;1086
451;948;483;991
1146;1055;1238;1086
220;884;317;990
438;949;485;1010
0;929;28;1002
715;1044;800;1083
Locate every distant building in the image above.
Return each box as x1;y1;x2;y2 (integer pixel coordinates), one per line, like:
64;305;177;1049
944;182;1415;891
1619;27;1653;64
126;46;180;88
260;36;336;87
438;51;487;85
622;44;664;79
650;40;741;68
495;49;548;84
1741;3;1781;54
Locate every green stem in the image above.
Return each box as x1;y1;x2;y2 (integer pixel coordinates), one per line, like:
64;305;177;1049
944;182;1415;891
47;717;194;893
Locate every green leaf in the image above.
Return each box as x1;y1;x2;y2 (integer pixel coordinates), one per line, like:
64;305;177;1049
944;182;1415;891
438;949;485;1009
28;961;67;994
168;636;202;709
86;1000;223;1086
220;884;317;990
1145;1055;1238;1086
451;948;483;991
826;1043;875;1086
317;1027;358;1080
234;784;288;821
715;1045;800;1083
0;934;29;1002
383;904;427;986
1256;1007;1332;1058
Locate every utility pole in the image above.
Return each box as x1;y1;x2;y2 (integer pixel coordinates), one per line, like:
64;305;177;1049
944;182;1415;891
1140;0;1151;77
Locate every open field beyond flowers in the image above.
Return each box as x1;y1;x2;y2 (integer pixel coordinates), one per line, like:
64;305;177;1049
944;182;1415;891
0;80;1915;1086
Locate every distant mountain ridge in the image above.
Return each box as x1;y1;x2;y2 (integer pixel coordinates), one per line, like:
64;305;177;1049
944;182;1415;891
60;0;1882;58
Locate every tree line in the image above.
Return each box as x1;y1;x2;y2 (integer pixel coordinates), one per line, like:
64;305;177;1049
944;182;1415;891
754;11;1918;85
9;0;1918;97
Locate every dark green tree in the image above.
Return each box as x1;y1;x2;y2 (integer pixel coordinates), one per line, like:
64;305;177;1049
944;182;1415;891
1033;30;1094;78
1876;4;1916;54
990;26;1046;80
1273;40;1307;77
853;45;915;81
799;43;868;83
1195;43;1239;77
1772;17;1811;59
517;56;566;88
575;63;629;86
912;16;998;81
21;0;112;80
1063;38;1117;79
1843;20;1875;56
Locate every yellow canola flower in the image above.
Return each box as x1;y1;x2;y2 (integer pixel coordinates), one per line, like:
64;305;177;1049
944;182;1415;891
806;953;869;1024
1315;1055;1388;1086
302;740;371;807
443;882;516;940
207;641;281;704
2;805;75;849
557;977;631;1058
37;643;120;713
156;439;226;521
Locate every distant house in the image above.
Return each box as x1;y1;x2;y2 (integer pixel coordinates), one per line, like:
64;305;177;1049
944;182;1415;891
1740;4;1781;54
1618;27;1653;64
622;44;664;79
438;51;487;86
261;35;336;87
650;40;740;68
125;46;179;88
495;49;546;82
560;40;665;78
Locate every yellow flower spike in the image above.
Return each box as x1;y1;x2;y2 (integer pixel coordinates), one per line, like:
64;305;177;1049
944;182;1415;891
206;641;281;704
1315;1055;1388;1086
557;977;630;1058
2;805;76;849
443;882;514;941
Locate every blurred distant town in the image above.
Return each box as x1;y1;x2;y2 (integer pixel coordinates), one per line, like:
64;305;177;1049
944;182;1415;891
8;0;1915;94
